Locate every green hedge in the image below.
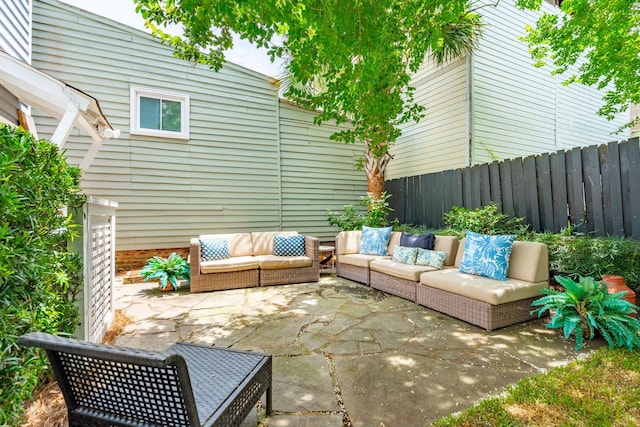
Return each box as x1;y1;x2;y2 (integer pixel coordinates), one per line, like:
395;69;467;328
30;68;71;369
0;124;84;425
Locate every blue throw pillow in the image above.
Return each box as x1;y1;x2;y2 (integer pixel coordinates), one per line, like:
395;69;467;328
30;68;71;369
458;232;516;281
400;232;435;250
274;235;305;256
359;226;393;256
391;245;419;264
200;238;230;261
415;249;447;269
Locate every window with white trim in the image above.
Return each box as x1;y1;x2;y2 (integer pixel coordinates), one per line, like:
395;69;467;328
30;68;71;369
130;86;190;139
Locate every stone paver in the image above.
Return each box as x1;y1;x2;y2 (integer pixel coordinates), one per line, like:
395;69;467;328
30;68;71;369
114;276;604;426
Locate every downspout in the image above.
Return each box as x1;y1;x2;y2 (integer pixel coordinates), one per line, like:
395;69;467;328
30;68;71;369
554;73;558;150
276;94;283;230
466;54;473;167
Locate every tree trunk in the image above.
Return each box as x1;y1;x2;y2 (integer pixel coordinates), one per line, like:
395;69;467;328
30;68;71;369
364;147;390;199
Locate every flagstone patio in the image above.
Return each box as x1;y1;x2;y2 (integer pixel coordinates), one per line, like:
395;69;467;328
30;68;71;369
114;275;603;427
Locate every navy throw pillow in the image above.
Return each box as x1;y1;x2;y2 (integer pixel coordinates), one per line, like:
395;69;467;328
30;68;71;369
400;232;435;250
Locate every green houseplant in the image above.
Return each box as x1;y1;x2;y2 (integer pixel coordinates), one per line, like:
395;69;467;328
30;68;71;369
531;276;640;350
140;253;190;291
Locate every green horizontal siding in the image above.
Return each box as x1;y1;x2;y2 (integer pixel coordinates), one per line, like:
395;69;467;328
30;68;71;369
387;57;469;179
33;0;366;250
471;0;628;164
279;101;367;239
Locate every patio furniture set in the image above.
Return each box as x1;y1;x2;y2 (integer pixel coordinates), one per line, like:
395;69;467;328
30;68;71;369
21;227;549;426
188;228;549;330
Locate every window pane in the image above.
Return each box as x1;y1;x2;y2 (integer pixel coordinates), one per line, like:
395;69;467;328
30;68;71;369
140;97;160;130
162;100;182;132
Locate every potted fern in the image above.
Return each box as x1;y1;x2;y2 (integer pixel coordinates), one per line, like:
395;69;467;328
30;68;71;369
140;253;190;291
531;276;640;350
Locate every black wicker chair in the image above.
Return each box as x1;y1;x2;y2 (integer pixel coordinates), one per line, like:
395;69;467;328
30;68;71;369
18;332;272;427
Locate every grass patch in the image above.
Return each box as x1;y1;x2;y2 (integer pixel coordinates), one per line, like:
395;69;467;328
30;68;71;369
433;347;640;426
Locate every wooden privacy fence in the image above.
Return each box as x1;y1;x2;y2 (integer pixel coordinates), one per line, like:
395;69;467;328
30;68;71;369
386;138;640;239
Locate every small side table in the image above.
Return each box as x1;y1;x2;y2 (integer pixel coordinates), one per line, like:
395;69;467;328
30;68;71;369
319;245;335;274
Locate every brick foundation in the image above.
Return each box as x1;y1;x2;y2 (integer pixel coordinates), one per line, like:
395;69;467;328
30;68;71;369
116;247;189;273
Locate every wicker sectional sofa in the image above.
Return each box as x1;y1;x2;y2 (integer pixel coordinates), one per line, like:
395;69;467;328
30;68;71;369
335;230;549;330
189;231;319;293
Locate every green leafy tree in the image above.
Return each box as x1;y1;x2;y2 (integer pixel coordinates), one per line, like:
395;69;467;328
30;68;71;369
134;0;483;197
516;0;640;123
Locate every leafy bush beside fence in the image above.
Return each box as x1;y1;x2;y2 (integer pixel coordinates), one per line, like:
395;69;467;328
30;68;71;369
0;124;84;425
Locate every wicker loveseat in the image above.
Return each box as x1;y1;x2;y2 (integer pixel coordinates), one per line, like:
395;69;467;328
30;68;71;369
335;230;549;330
190;231;319;293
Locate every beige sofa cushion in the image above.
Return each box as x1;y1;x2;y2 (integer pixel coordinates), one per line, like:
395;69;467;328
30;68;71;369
337;230;361;255
454;239;548;283
387;232;402;255
252;231;298;256
200;256;259;273
257;255;313;270
433;236;459;266
199;233;252;257
338;253;390;268
370;259;438;281
419;268;548;305
508;241;549;283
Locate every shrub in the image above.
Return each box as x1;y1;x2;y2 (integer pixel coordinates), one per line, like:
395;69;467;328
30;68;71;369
0;124;84;425
327;192;394;231
443;203;528;236
531;276;640;350
531;231;640;292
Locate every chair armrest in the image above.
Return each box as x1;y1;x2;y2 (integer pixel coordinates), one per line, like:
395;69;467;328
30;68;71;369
305;235;319;268
190;237;202;279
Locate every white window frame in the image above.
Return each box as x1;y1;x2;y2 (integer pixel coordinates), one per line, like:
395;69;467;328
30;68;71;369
130;86;190;139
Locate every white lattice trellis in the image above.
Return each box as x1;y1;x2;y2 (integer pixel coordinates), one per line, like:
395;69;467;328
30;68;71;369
79;197;118;343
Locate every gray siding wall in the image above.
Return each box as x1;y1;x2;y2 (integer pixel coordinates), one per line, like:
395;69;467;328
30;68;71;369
388;0;629;181
471;0;628;164
279;101;367;237
0;85;19;124
32;0;365;250
0;0;30;125
0;0;30;62
386;57;469;179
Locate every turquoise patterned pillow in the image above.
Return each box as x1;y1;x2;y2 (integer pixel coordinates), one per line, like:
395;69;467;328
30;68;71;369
415;249;447;269
391;245;419;264
200;238;230;261
274;235;306;256
458;232;515;281
359;226;393;256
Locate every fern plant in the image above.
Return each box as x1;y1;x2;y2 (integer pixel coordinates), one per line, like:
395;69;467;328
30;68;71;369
140;253;190;291
531;276;640;350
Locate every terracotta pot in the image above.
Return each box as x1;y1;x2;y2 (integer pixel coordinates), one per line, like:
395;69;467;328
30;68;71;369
601;275;637;317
